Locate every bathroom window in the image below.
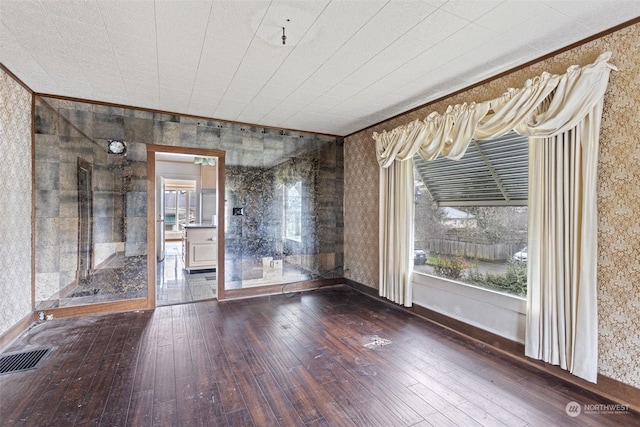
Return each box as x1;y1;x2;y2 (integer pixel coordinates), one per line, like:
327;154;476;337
284;181;302;242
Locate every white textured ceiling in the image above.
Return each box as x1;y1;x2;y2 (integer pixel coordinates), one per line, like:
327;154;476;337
1;1;639;136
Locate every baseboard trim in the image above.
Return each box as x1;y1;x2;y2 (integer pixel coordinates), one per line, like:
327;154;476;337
0;312;38;352
222;278;340;301
37;298;151;320
342;278;640;415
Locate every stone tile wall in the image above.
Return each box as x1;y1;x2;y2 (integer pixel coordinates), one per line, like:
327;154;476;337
224;139;344;284
34;97;146;306
34;96;344;306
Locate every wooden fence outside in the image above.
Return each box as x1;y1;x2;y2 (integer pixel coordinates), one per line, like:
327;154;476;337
419;239;526;262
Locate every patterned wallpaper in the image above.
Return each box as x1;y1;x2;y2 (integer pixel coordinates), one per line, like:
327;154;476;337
344;23;640;388
0;68;32;337
344;131;379;289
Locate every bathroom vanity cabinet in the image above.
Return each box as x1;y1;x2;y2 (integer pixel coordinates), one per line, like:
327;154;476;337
182;225;217;272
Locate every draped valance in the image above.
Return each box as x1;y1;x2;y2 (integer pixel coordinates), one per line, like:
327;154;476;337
373;52;617;166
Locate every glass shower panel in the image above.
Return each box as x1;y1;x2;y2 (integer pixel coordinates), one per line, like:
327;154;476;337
223;125;343;291
284;181;302;241
32;94;344;306
33;96;148;309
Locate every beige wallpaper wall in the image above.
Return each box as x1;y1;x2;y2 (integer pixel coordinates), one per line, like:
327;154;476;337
344;23;640;388
344;132;379;289
0;68;33;337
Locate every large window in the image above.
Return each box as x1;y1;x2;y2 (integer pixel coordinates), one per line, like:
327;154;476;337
413;132;528;296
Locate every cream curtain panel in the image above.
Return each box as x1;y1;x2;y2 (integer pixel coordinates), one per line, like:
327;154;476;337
373;52;616;381
379;159;414;307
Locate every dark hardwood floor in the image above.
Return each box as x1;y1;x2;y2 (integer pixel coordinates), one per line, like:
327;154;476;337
1;286;637;426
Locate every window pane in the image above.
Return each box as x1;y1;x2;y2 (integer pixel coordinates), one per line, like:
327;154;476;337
414;166;528;296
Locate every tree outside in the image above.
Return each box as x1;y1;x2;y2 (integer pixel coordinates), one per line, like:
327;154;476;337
413;178;528;296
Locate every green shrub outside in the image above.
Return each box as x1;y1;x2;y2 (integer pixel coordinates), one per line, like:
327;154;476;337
467;259;527;296
431;252;475;281
429;253;527;297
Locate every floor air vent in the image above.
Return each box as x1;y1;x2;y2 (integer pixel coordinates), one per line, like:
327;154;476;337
0;349;51;375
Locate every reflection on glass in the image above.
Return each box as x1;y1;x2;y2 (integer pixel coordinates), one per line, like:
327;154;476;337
285;181;302;242
33;94;344;306
225;138;344;290
33;96;148;309
77;158;93;281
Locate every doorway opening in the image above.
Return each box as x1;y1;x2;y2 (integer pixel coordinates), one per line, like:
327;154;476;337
148;146;225;307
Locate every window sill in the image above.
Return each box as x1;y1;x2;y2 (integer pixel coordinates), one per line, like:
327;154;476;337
412;272;526;343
